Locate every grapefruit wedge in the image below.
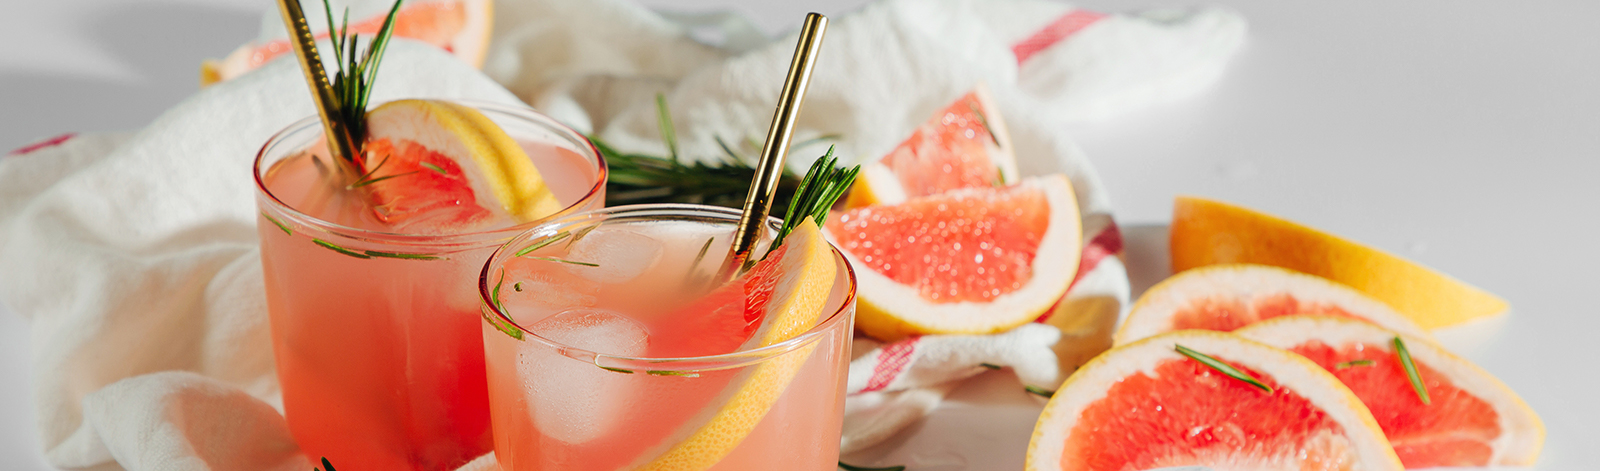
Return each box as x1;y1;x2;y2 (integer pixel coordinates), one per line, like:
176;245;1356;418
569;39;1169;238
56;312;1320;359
1027;330;1403;471
1236;315;1544;468
630;220;839;471
360;99;561;234
825;175;1080;341
844;83;1017;208
1116;264;1430;346
202;0;492;85
1171;196;1508;329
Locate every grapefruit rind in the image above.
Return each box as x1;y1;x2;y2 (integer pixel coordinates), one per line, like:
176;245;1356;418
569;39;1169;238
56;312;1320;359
1116;264;1431;346
1235;315;1545;467
633;221;838;471
1026;330;1403;471
365;99;562;223
845;83;1017;208
1170;196;1509;329
834;175;1081;341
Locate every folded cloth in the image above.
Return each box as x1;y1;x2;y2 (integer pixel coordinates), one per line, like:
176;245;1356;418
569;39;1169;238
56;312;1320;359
0;0;1243;469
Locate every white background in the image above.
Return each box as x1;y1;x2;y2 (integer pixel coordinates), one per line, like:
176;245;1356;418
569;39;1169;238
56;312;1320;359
2;0;1597;469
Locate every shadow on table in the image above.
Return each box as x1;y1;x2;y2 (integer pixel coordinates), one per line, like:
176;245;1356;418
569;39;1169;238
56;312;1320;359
1121;222;1171;300
1;2;257;152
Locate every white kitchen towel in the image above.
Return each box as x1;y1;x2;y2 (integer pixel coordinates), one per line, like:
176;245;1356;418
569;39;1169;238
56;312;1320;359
0;0;1243;469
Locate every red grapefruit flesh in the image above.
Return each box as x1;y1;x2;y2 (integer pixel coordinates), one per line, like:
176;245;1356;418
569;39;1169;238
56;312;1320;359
824;175;1080;340
1237;316;1545;468
1028;330;1403;471
1117;264;1431;346
359;137;494;232
845;83;1017;207
646;243;785;358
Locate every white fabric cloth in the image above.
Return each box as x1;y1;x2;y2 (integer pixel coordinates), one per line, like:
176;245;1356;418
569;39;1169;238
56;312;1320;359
0;0;1244;469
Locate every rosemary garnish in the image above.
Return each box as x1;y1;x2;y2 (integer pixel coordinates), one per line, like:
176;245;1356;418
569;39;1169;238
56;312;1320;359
765;148;860;258
597;365;634;374
839;462;905;471
1174;344;1274;394
683;236;716;287
420;161;447;175
1024;385;1055;398
647;370;701;377
261;211;293;235
1393;337;1431;405
316;457;336;471
515;230;572;257
966;99;1001;147
527;256;599;267
1335;359;1374;370
594;95;846;214
485;269;524;340
313;238;370;259
319;0;402;160
513;282;524;292
980;362;1002;370
567;223;600;248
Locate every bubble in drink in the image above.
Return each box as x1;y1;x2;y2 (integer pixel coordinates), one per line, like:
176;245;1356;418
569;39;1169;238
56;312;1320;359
564;228;664;283
519;308;649;444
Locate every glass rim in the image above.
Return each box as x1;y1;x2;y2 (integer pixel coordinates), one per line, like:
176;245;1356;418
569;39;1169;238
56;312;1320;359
252;99;608;248
479;203;859;371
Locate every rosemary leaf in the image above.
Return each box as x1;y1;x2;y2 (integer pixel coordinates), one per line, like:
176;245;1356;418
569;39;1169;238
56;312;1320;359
261;211;292;235
313;238;371;259
348;170;418;189
1174;344;1274;394
513;282;524;292
420;161;447;175
597;364;634;374
647;370;701;377
364;250;441;260
1393;337;1431;405
528;256;599;267
316;457;337;471
485;269;523;340
838;462;905;471
1335;359;1374;370
655;93;679;162
980;363;1002;370
514;231;571;257
1024;385;1055;398
766;148;860;258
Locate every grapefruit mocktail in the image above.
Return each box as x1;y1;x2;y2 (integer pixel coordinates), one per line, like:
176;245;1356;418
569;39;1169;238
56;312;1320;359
479;205;856;471
254;101;605;469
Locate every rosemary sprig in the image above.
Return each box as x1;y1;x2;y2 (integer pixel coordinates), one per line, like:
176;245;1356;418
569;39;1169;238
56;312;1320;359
261;211;293;235
593;95;849;215
765;148;860;258
1024;385;1055;398
315;457;336;471
313;238;370;259
515;231;572;257
485;269;524;340
320;0;402;159
1393;337;1431;405
980;362;1002;370
839;462;906;471
527;256;599;267
310;238;442;260
1175;344;1274;394
1335;359;1374;370
420;161;447;175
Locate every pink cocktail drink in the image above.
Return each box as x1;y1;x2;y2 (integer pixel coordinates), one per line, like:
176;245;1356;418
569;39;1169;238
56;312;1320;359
254;101;605;469
479;205;857;471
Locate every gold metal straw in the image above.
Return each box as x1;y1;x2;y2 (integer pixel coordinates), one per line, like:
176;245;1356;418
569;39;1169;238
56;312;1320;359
716;12;829;281
276;0;360;170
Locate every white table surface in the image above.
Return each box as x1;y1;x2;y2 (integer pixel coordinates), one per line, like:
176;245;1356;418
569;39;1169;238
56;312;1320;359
3;0;1596;469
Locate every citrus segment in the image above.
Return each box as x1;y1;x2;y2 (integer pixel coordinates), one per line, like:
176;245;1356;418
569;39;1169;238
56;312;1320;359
362;99;561;233
845;83;1016;208
1170;196;1508;329
826;175;1080;341
1116;264;1430;346
1236;316;1544;468
634;221;838;471
1027;330;1402;471
201;0;492;85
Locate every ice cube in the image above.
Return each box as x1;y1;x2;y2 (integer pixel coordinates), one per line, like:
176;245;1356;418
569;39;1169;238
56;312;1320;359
519;308;649;444
563;228;663;283
501;258;602;324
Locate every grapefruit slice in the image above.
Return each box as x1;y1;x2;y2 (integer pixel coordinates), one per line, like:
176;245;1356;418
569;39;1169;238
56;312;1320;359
1026;330;1403;471
1171;196;1508;329
360;99;560;233
1235;315;1545;468
844;83;1017;208
631;220;838;471
825;175;1080;341
1115;264;1431;346
201;0;492;86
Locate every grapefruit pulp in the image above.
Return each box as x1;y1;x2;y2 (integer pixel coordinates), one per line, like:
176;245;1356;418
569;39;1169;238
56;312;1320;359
825;175;1080;341
1027;330;1403;471
1236;315;1544;468
202;0;492;85
1116;264;1430;346
845;83;1017;208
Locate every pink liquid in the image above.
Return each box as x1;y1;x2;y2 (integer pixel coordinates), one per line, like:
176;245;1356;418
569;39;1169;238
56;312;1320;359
257;140;601;470
480;219;855;471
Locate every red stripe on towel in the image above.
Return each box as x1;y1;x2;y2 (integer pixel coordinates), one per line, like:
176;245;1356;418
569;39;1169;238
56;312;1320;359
1012;10;1106;64
8;133;76;157
861;337;921;393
